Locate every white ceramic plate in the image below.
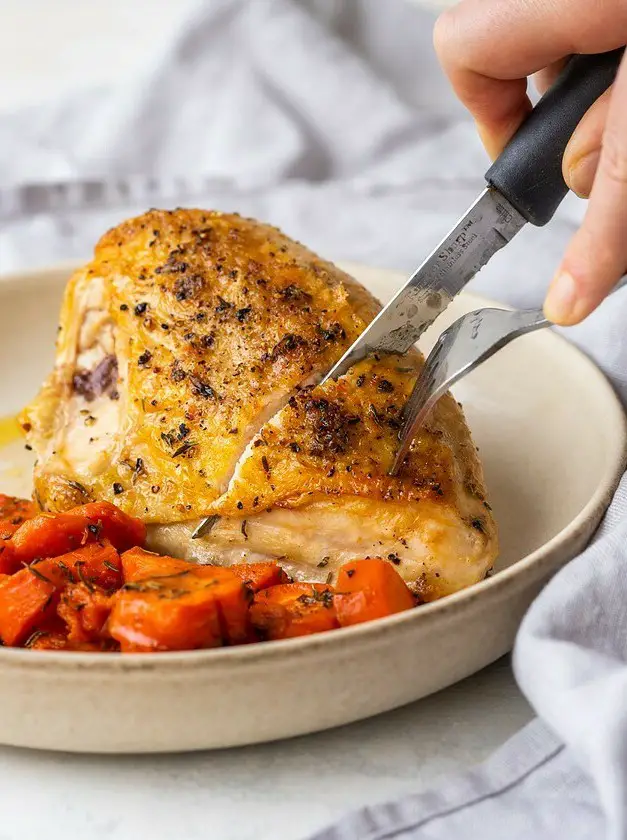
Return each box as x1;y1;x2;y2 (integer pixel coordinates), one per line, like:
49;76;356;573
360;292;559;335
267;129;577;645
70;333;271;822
0;262;625;754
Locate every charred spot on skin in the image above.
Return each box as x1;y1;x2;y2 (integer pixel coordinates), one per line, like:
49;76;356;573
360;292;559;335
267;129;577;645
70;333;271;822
302;397;356;457
174;274;204;301
388;553;401;565
190;376;217;400
320;323;346;342
134;302;148;316
170;362;187;383
137;350;152;368
215;297;233;315
73;355;119;402
471;518;485;533
279;284;312;303
377;379;394;393
236;307;252;323
155;253;189;275
113;483;124;495
266;334;307;363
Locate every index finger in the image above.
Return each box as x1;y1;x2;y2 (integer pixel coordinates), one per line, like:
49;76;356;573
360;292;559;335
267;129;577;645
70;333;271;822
433;0;627;158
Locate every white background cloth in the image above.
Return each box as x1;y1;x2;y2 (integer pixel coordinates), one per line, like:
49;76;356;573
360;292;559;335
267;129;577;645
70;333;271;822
1;1;626;838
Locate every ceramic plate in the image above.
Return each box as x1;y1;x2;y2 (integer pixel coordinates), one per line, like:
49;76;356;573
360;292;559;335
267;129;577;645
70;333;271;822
0;261;624;753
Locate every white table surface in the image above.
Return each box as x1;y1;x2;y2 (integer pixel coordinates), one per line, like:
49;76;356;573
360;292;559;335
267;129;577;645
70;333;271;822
0;2;533;838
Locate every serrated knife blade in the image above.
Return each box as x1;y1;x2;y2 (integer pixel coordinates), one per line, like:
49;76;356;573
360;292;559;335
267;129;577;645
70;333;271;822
321;187;526;383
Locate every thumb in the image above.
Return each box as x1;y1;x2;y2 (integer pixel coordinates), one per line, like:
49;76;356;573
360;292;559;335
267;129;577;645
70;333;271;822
563;87;612;198
545;59;627;326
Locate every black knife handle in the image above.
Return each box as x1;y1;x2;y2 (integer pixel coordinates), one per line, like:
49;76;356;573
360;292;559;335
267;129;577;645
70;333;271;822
485;48;624;226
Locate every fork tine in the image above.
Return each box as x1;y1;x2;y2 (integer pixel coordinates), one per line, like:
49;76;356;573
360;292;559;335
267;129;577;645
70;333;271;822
389;307;548;476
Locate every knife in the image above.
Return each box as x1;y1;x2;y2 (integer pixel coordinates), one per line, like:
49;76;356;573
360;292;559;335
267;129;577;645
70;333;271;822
322;48;624;384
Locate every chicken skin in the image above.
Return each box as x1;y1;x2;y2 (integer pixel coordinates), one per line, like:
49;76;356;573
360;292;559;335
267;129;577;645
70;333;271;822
20;209;497;601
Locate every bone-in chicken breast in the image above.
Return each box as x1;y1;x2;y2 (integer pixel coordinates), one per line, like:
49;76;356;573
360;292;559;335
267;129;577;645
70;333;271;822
21;209;497;601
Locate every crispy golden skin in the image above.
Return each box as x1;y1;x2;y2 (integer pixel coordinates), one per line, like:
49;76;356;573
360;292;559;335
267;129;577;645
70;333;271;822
21;209;497;601
21;209;379;519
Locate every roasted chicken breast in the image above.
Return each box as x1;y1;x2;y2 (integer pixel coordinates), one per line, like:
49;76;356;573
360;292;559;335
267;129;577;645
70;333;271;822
21;209;497;601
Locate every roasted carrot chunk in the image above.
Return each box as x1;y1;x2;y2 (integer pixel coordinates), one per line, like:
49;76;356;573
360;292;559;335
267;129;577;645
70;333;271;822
0;541;17;576
43;543;123;592
58;584;114;644
0;495;37;531
334;559;415;627
121;547;193;583
11;502;146;564
0;566;57;645
230;562;289;592
109;565;250;652
0;543;122;647
250;583;338;640
0;495;38;575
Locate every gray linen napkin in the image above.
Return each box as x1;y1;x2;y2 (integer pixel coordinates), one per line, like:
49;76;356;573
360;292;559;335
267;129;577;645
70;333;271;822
1;1;626;837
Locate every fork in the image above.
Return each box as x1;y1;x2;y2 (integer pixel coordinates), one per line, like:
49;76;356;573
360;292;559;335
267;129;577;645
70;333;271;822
389;307;549;476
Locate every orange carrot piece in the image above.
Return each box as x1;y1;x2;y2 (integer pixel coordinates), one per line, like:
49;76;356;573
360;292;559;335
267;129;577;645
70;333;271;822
0;495;37;530
43;543;123;592
121;547;193;583
0;567;57;645
109;565;250;652
250;583;338;640
230;562;289;592
334;559;415;627
58;583;113;644
0;543;122;647
11;502;145;564
109;572;222;652
0;495;38;575
0;542;17;576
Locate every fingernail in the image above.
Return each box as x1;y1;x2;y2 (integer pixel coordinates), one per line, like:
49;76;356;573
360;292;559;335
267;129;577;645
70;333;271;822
568;150;600;198
544;271;579;324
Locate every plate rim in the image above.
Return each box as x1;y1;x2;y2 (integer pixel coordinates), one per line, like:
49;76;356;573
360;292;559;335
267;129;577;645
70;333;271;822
1;260;625;672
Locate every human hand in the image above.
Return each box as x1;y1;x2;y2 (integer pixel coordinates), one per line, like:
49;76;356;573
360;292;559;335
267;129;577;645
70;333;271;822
434;0;627;325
